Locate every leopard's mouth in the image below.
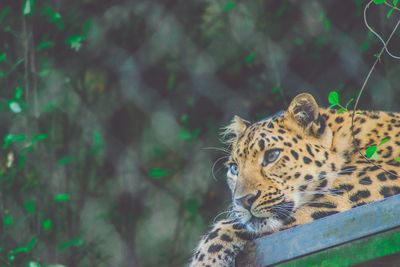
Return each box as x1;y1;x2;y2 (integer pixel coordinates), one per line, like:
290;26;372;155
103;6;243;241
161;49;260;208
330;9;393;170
233;200;296;233
242;201;296;233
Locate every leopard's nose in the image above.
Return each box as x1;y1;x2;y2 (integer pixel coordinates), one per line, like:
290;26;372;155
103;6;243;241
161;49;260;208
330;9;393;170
235;190;261;210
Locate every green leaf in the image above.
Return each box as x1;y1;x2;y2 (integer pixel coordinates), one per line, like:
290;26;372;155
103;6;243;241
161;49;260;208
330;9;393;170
360;40;370;52
28;261;41;267
0;7;11;24
395;156;400;161
24;200;36;214
37;39;54;51
8;253;15;261
3;134;25;149
379;137;390;146
184;198;199;217
8;102;22;113
178;127;200;141
57;155;75;165
387;7;394;18
365;145;377;158
23;0;34;15
394;0;399;6
223;2;236;11
91;131;103;153
191;128;201;139
0;52;6;63
3;214;13;226
271;86;281;94
328;91;339;105
82;18;93;38
42;218;52;231
42;5;64;30
14;86;23;100
245;51;256;64
337;107;345;114
373;0;386;4
148;168;168;179
180;114;189;124
32;133;48;143
66;35;83;51
54;194;70;202
39;69;51;77
179;128;192;141
26;237;38;251
43;101;56;113
320;13;332;31
18;154;27;169
58;237;83;251
11;237;37;256
323;19;332;31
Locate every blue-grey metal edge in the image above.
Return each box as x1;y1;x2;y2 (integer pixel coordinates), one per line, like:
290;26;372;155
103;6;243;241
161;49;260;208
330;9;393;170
254;194;400;267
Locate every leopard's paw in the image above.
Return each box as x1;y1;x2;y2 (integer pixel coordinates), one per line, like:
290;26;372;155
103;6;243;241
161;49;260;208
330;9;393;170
190;220;254;267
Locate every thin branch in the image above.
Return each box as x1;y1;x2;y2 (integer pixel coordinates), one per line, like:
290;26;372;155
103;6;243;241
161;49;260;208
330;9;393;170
21;15;30;103
351;0;400;177
29;22;39;117
385;1;400;11
364;0;400;59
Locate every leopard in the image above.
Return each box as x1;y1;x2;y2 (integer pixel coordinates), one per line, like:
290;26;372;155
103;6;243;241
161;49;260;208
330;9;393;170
190;93;400;267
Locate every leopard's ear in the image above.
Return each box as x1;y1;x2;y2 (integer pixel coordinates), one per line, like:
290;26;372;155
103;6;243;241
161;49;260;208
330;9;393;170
288;93;332;146
288;93;320;129
222;115;249;142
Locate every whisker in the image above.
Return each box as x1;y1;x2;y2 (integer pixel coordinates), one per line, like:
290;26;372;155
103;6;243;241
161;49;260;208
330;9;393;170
210;155;229;181
201;146;230;154
269;206;291;219
212;209;233;223
213;164;228;180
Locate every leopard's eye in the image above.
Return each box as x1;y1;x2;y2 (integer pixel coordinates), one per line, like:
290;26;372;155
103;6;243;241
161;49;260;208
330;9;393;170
229;163;239;176
263;149;281;166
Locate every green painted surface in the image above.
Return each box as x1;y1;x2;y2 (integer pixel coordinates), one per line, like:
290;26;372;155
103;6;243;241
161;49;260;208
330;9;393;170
277;228;400;267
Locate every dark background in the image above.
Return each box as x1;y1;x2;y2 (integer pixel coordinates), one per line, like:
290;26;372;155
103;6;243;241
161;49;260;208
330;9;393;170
0;0;400;266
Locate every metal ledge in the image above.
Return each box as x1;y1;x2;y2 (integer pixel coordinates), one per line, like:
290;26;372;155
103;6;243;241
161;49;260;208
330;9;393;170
251;194;400;266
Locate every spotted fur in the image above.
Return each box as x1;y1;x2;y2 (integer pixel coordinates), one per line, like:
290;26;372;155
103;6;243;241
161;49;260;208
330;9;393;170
190;93;400;267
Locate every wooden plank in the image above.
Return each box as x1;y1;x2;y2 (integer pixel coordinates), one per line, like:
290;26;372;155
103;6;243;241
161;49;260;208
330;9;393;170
254;194;400;267
276;227;400;267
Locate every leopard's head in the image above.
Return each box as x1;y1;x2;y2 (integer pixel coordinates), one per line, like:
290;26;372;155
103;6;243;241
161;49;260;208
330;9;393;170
224;93;343;233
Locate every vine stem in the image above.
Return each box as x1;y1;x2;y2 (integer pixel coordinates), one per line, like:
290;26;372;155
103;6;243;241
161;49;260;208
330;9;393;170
22;15;30;104
351;0;400;176
365;1;400;59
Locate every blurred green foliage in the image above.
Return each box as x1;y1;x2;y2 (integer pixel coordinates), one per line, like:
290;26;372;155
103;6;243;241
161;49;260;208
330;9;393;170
0;0;399;266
